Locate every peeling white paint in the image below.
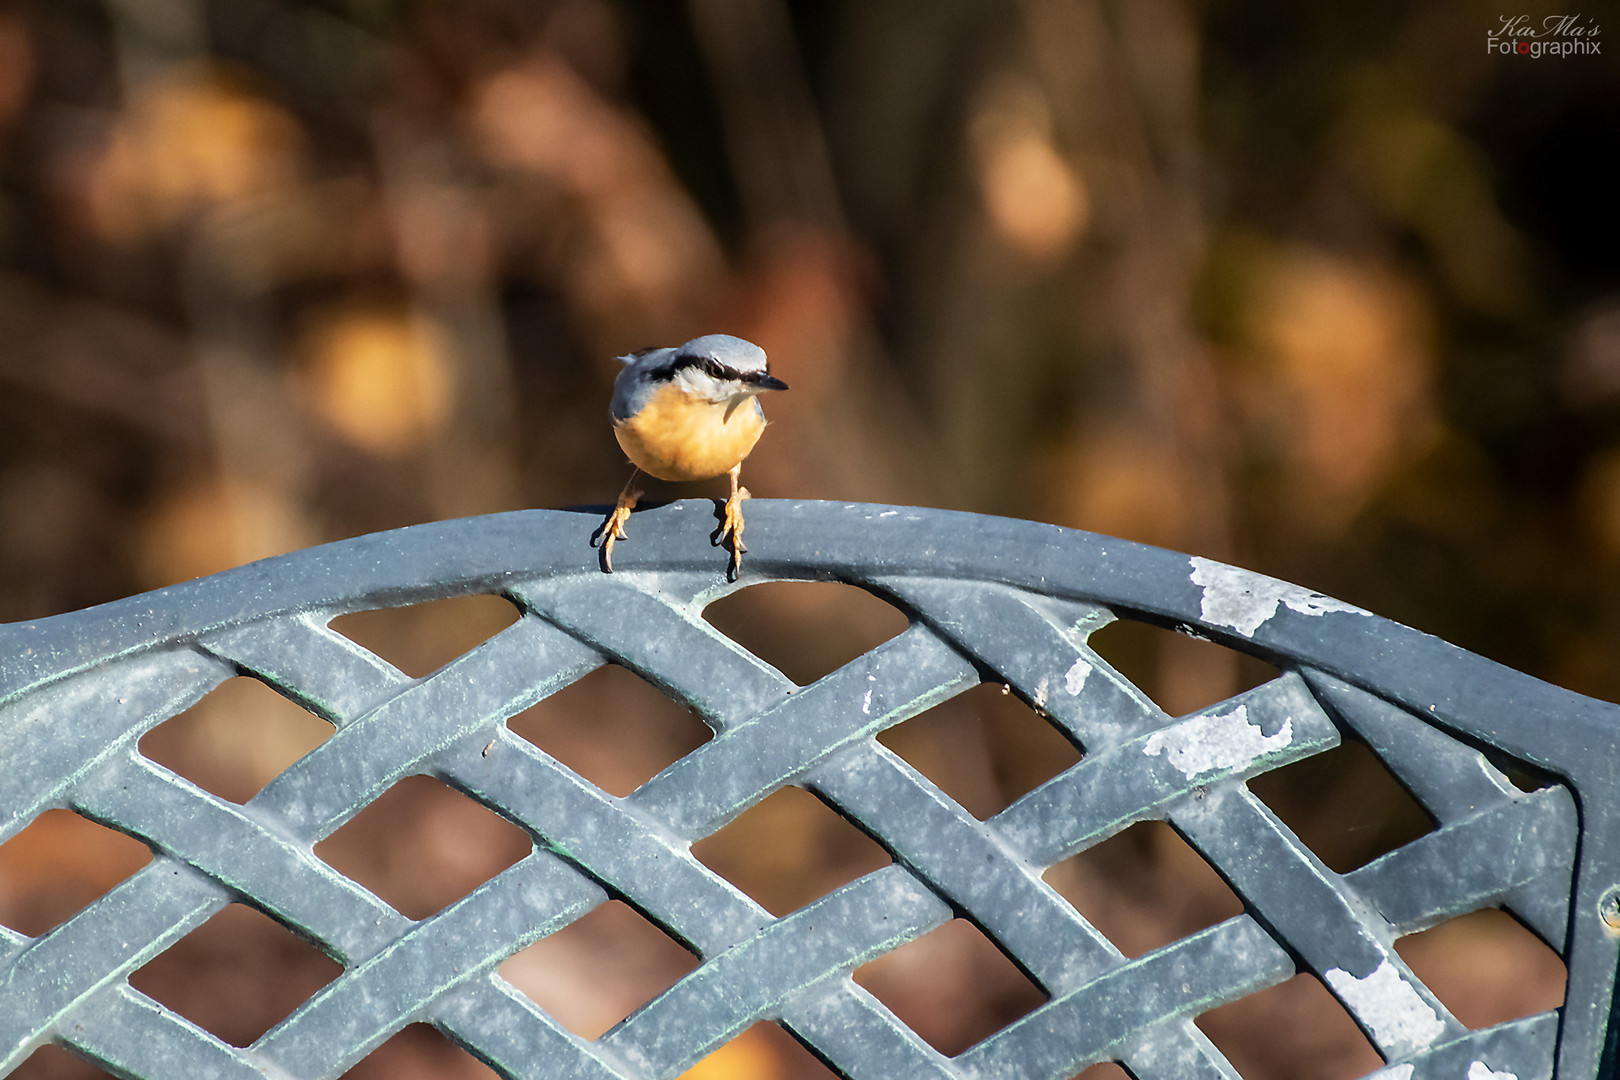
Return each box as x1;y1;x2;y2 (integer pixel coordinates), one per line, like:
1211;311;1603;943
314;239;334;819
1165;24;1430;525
861;673;876;715
1190;556;1369;636
1141;705;1293;779
1064;657;1092;696
1365;1066;1414;1080
1467;1062;1517;1080
1033;677;1050;709
1323;960;1443;1051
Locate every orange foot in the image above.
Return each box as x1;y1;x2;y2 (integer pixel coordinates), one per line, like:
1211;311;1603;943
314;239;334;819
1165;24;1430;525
594;472;641;573
714;463;750;580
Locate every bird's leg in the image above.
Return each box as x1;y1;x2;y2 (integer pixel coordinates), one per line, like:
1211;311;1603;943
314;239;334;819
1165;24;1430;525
593;469;641;573
715;462;750;579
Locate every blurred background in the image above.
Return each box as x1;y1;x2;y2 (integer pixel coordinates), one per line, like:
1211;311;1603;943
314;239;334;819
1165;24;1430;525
0;0;1613;1077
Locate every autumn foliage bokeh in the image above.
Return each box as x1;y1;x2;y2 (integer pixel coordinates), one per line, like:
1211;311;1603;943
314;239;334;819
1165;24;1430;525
0;1;1614;1077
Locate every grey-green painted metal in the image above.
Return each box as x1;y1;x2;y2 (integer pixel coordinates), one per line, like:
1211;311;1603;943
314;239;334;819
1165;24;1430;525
0;501;1613;1079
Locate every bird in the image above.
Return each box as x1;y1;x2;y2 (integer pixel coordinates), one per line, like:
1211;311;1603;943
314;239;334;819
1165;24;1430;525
594;334;788;577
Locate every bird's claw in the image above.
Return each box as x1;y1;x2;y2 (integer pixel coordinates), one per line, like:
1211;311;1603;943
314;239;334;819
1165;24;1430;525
715;484;751;580
594;483;641;573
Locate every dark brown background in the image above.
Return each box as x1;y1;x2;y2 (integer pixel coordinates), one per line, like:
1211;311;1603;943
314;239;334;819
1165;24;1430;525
0;1;1610;1076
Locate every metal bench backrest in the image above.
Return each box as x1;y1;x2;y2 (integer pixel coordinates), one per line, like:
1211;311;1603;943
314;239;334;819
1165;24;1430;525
1;501;1614;1079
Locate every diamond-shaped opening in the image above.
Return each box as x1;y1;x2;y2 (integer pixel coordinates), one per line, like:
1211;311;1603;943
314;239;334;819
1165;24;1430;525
1086;616;1280;717
1246;736;1435;873
680;1021;841;1079
127;902;342;1048
328;592;521;677
138;676;333;803
338;1022;500;1078
0;810;151;937
499;899;700;1039
853;918;1047;1057
1393;908;1566;1028
506;663;713;797
877;682;1082;819
701;581;910;686
1042;820;1244;958
1195;973;1384;1080
16;1043;114;1079
314;775;531;919
690;786;892;917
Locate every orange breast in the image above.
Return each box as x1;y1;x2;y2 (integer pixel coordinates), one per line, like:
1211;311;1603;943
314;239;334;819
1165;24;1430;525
614;383;767;482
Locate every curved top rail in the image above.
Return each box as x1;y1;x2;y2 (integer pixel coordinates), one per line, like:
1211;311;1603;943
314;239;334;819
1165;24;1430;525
4;501;1614;776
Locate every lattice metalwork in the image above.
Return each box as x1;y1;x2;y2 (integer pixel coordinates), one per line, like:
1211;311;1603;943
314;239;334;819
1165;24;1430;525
2;501;1617;1079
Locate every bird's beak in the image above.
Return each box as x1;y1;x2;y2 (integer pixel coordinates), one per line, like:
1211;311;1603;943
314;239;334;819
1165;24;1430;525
755;373;789;392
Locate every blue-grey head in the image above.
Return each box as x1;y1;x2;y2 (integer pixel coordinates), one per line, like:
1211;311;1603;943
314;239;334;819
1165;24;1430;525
611;334;788;421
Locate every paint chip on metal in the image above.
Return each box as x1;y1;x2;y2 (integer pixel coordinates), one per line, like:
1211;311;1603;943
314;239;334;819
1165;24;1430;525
1064;657;1092;696
1190;556;1369;636
1323;959;1444;1051
1466;1062;1517;1080
1142;704;1292;779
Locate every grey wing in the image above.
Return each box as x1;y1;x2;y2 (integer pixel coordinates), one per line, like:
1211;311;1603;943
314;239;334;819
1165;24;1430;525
610;365;655;422
611;345;675;420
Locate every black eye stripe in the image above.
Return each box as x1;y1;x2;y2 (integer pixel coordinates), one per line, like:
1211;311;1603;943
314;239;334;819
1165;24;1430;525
650;352;774;384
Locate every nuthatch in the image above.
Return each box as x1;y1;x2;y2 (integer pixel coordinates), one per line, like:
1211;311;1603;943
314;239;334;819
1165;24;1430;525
594;334;788;577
